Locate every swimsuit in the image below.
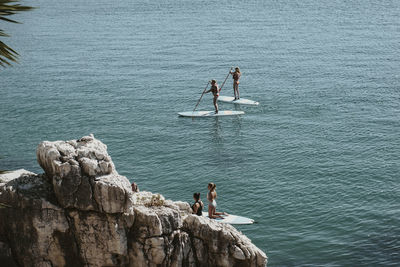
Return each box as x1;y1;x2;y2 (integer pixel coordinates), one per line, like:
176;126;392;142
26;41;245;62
233;72;241;81
210;85;220;97
210;199;217;208
207;192;217;208
192;200;203;216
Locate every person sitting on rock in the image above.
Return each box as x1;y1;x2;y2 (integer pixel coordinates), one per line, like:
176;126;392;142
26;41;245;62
191;192;204;216
131;182;139;193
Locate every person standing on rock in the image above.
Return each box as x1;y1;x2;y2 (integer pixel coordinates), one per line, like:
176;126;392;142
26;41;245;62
207;182;227;219
191;192;204;216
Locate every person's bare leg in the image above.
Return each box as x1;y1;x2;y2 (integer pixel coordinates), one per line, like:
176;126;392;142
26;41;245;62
213;97;218;113
233;83;237;99
235;83;240;99
211;211;224;219
209;205;223;219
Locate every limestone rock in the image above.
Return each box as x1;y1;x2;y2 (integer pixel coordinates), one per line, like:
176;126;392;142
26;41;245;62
183;215;267;266
0;171;82;266
131;205;181;239
36;134;132;213
145;237;166;264
67;210;129;266
0;241;17;266
0;169;35;184
131;191;166;206
93;173;132;213
0;136;267;267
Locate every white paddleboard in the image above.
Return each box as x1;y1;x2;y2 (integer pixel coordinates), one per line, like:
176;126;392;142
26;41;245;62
218;96;259;106
178;110;245;117
202;212;254;225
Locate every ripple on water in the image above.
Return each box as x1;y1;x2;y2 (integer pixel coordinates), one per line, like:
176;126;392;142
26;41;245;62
1;0;400;266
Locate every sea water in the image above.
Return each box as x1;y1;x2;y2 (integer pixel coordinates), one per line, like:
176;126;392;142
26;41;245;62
1;0;399;265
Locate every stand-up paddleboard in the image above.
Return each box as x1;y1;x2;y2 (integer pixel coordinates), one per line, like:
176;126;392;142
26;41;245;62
178;110;244;117
218;96;259;106
202;212;254;225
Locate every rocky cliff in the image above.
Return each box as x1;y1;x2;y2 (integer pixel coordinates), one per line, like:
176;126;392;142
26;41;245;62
0;135;267;267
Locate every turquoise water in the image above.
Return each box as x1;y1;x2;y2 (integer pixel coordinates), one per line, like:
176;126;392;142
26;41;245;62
1;0;400;265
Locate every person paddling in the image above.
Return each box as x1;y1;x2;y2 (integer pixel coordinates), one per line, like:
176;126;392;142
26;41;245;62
230;67;241;100
191;192;204;216
205;80;220;114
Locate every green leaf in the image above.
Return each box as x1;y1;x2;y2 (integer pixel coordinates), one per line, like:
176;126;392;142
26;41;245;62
0;16;19;23
0;0;33;67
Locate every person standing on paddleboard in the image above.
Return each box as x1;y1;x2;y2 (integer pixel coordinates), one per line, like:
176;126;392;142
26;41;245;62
230;67;241;100
205;80;220;114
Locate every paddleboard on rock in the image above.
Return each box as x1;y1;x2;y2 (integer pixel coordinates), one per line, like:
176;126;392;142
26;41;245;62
218;96;259;106
178;110;245;117
202;212;254;225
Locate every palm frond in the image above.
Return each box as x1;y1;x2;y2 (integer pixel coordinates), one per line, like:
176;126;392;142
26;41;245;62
0;0;33;67
0;16;18;23
0;202;12;208
0;29;9;37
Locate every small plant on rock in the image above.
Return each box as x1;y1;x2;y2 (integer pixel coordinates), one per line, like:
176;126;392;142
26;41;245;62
146;194;165;207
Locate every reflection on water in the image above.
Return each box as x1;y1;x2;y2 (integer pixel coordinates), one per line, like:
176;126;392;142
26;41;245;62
210;113;245;162
232;106;243;138
211;117;223;145
232;116;243;139
233;104;244;111
210;112;244;145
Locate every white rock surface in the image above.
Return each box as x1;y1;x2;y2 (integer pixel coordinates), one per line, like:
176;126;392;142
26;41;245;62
36;134;132;213
0;136;267;267
0;169;35;184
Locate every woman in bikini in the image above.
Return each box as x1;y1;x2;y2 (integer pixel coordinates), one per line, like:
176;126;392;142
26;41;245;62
207;182;227;219
205;80;220;114
230;67;241;100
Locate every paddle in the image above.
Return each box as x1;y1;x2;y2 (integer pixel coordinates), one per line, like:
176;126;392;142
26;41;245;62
219;67;233;93
193;81;210;112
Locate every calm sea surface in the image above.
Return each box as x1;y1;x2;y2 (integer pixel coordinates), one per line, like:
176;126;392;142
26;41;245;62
1;0;399;265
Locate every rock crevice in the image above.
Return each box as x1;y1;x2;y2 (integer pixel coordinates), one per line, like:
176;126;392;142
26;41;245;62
0;135;267;266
